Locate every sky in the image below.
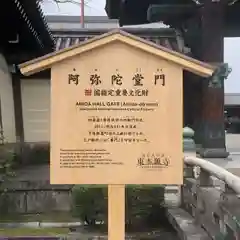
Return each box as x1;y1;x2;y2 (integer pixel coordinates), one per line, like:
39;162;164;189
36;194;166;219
41;0;240;93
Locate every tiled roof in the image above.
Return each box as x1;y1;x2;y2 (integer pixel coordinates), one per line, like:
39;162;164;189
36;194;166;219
53;28;189;54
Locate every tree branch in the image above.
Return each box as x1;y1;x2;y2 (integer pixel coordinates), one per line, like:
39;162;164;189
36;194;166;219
40;0;90;6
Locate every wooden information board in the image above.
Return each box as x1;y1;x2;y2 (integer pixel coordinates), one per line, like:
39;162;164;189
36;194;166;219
50;42;183;185
19;30;216;240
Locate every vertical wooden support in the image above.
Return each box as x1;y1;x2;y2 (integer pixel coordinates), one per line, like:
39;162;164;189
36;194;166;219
0;97;3;144
199;0;228;158
108;184;125;240
12;73;24;143
12;72;24;159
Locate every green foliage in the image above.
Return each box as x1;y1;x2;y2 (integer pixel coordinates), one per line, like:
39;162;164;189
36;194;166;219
0;129;16;177
72;185;107;225
0;149;16;177
0;128;16;215
27;145;50;165
71;185;165;229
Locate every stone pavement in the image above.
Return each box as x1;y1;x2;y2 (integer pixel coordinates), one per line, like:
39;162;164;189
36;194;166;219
226;133;240;154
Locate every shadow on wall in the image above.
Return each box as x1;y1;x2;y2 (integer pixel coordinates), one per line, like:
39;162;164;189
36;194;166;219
20;143;50;166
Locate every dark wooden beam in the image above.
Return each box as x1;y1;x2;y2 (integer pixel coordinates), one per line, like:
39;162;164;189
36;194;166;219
115;0;240;37
6;53;42;65
200;3;224;62
12;73;24;143
105;0;121;19
147;4;198;23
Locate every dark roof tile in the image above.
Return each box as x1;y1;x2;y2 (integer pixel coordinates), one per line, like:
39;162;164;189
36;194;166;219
52;28;189;54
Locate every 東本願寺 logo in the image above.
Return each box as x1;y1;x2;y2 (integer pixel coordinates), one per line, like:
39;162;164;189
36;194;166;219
137;153;170;169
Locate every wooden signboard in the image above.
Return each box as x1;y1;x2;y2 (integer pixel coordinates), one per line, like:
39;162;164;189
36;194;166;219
19;29;215;240
51;42;184;185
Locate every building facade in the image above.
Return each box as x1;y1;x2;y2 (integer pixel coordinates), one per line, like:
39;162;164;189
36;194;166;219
0;0;54;148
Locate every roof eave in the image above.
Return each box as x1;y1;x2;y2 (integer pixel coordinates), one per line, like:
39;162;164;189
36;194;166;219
19;30;215;78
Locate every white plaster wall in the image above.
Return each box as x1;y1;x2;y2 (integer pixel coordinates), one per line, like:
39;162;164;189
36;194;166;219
0;54;16;143
21;79;50;142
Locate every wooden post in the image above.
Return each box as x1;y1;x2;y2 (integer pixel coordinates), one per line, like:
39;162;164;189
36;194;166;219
198;0;229;158
108;185;125;240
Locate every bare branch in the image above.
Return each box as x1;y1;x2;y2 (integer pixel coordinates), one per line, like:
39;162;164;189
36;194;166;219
40;0;91;6
49;0;81;5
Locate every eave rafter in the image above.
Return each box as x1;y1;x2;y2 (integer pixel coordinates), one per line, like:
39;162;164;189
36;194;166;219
13;0;44;48
36;0;56;46
13;0;55;51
